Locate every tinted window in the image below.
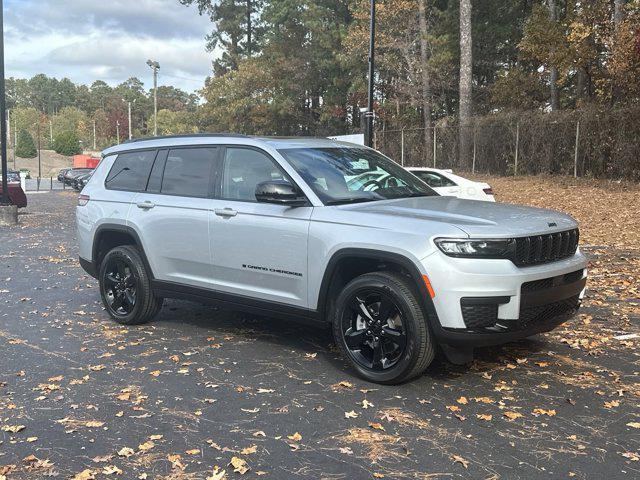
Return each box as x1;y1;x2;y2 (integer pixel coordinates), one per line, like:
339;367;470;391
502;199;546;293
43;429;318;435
105;150;157;192
413;171;457;188
160;148;218;198
221;148;285;201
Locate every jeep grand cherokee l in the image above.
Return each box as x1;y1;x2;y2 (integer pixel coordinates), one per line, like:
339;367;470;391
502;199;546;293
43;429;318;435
76;134;588;384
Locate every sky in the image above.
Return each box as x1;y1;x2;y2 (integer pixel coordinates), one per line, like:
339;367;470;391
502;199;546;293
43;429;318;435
4;0;215;93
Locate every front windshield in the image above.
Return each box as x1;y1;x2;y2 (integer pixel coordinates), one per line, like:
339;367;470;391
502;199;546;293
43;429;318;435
278;147;437;205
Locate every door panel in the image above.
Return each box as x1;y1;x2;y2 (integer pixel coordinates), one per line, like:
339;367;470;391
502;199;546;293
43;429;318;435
209;146;311;307
127;147;219;289
210;201;312;305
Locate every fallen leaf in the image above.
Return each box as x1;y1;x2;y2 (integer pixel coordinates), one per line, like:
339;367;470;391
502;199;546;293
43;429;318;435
626;422;640;429
241;445;257;455
287;432;302;442
117;447;135;458
369;422;385;431
1;425;26;433
532;408;556;417
185;449;201;455
72;469;96;480
102;465;123;475
207;467;227;480
138;441;155;452
456;396;468;405
229;456;249;475
452;454;469;468
344;410;358;419
503;411;523;420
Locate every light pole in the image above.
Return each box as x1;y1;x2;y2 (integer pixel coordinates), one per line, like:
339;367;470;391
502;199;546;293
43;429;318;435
116;120;120;145
0;0;9;204
364;0;376;148
123;98;136;140
127;101;132;139
146;60;160;136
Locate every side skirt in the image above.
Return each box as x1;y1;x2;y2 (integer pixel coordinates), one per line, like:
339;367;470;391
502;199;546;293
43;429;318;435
152;280;324;325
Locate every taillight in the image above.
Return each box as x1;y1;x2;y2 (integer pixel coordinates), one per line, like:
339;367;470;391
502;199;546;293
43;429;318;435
78;194;90;206
483;187;494;196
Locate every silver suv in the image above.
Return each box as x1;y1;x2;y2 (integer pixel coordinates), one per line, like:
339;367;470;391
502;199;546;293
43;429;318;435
76;134;588;384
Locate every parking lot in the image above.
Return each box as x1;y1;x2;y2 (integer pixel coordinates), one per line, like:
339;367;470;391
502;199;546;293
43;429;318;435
1;178;638;479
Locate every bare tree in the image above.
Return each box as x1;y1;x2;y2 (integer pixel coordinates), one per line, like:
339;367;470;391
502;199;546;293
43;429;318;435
458;0;473;167
549;0;559;111
417;0;433;167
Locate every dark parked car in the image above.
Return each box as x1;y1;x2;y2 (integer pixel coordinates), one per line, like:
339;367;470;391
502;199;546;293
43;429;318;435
7;170;21;183
73;172;93;191
0;182;27;208
63;168;93;186
58;168;71;182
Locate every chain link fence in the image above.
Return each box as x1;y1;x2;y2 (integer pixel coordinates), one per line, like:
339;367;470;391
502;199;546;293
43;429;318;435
374;107;640;180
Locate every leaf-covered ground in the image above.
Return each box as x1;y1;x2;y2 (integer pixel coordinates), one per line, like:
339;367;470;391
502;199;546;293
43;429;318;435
1;179;638;480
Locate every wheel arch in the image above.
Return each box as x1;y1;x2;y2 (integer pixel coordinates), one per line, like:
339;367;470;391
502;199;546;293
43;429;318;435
316;248;440;330
92;224;155;280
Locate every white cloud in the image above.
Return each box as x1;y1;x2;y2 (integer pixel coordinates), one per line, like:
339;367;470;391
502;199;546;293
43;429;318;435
4;0;216;92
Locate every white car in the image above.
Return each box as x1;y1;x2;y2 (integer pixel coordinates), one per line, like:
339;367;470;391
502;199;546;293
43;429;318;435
406;167;495;202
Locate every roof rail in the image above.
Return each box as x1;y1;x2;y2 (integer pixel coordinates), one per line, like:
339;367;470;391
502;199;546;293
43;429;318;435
122;133;250;144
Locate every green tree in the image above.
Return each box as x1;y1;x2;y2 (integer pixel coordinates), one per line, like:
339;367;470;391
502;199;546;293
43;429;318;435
181;0;264;74
16;129;37;158
52;131;82;156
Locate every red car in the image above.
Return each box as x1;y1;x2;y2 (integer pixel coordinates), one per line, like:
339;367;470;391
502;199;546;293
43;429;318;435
0;181;27;208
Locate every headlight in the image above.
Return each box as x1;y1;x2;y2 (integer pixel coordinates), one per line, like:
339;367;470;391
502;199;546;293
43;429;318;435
434;238;515;258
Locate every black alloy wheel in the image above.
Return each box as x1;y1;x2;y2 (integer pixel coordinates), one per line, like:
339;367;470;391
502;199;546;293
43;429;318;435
333;271;435;384
98;245;162;325
102;257;137;317
341;289;407;371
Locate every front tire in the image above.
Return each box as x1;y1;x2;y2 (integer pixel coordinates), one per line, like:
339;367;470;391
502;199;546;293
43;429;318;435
98;245;161;325
332;271;435;384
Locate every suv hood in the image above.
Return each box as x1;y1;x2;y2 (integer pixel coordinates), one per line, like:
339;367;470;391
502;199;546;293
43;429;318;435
340;196;578;238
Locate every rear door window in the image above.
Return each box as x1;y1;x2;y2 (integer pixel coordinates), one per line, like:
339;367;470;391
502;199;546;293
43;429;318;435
160;147;218;198
105;150;157;192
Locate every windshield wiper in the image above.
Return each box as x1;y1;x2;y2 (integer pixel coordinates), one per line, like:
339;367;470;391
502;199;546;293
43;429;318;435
325;197;377;206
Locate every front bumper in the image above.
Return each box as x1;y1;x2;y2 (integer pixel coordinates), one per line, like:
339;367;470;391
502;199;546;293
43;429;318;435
421;249;588;347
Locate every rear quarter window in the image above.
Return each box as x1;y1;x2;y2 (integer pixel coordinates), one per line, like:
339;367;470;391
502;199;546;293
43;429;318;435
105;150;157;192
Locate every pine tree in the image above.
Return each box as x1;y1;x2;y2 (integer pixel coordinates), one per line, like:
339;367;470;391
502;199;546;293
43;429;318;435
53;131;82;156
15;129;37;158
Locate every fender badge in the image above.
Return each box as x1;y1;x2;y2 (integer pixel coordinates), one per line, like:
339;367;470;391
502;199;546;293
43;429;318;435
548;222;557;227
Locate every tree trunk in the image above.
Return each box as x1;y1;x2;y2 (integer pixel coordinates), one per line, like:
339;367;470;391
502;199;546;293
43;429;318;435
458;0;473;168
614;0;625;28
417;0;433;168
549;0;559;111
246;0;252;56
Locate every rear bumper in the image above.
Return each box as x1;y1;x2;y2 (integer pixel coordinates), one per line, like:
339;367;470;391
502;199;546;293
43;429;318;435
420;249;588;347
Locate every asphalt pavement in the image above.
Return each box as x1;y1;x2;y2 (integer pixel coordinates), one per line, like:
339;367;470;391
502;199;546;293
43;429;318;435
0;192;638;480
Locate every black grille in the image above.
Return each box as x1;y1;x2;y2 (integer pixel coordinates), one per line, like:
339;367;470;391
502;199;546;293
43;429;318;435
461;303;499;330
520;269;584;293
513;229;579;266
460;291;582;332
518;295;581;328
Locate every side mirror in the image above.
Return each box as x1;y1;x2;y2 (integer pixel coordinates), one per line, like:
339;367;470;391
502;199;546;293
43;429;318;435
255;180;307;207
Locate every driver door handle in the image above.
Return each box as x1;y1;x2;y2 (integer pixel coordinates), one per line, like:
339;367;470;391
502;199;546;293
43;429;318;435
215;208;237;218
136;201;155;210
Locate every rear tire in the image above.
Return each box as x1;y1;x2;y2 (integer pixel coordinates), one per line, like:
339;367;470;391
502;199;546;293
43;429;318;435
98;245;162;325
332;271;435;384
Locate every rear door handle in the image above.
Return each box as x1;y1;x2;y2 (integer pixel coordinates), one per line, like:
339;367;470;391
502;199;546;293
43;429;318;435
214;208;237;218
137;201;155;210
